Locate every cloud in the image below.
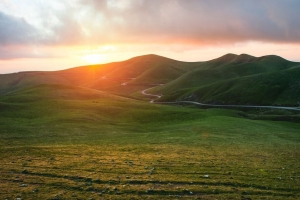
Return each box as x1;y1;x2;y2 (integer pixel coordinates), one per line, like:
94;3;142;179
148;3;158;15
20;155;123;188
2;0;300;45
77;0;300;44
0;11;37;45
0;45;62;60
0;0;300;60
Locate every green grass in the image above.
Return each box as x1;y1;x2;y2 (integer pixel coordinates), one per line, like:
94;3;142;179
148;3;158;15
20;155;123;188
1;54;299;106
0;84;299;199
0;53;300;199
178;67;300;106
152;55;300;106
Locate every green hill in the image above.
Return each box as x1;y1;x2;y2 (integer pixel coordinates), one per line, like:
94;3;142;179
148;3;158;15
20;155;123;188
0;54;199;96
1;53;299;106
0;56;300;199
152;54;300;106
83;54;200;95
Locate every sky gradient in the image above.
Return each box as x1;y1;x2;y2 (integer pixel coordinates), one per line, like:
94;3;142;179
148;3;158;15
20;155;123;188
1;0;300;73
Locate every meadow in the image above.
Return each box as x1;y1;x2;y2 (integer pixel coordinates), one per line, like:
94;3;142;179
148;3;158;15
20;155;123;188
0;84;299;199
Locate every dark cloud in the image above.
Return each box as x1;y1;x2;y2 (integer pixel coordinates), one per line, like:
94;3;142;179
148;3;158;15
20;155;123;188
76;0;300;44
0;11;37;45
1;0;300;57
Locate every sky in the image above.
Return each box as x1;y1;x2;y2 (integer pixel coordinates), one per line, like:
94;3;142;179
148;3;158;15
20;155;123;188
0;0;300;73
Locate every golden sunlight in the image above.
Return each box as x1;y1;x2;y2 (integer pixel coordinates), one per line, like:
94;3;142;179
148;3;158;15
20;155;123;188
82;54;105;64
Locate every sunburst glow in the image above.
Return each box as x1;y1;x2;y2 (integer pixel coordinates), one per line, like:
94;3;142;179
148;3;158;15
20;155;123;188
0;1;299;73
82;54;104;64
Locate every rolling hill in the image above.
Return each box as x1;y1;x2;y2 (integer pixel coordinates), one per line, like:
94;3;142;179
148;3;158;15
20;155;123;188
1;53;299;106
0;54;199;96
151;54;300;106
1;54;300;199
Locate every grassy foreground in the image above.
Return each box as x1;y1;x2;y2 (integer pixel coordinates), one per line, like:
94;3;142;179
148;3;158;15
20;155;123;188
0;85;299;199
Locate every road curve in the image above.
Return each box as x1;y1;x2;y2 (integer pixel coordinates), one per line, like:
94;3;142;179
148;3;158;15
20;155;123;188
141;86;162;103
141;85;300;111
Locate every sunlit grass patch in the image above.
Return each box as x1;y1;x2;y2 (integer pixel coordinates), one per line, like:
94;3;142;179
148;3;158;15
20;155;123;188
0;144;299;199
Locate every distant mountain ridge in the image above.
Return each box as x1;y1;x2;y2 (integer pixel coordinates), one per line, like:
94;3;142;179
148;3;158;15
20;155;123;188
1;53;299;106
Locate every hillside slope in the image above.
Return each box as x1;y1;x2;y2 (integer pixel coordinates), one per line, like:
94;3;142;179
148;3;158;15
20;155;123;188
1;53;299;106
0;54;199;96
152;54;300;106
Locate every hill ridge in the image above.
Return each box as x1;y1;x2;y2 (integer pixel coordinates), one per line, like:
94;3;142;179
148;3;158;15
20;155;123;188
1;53;299;106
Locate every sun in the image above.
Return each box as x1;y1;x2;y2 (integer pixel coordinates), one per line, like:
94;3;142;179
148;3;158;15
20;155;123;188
82;54;104;64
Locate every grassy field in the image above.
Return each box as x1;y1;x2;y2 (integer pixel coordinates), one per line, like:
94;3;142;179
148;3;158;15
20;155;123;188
0;84;299;199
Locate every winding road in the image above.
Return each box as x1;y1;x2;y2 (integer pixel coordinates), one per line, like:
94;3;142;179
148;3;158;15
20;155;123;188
141;85;300;111
141;86;163;103
116;78;300;111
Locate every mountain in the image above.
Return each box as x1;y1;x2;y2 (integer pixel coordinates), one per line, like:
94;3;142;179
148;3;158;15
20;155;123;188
1;54;299;200
0;54;199;96
0;53;299;106
151;54;300;106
